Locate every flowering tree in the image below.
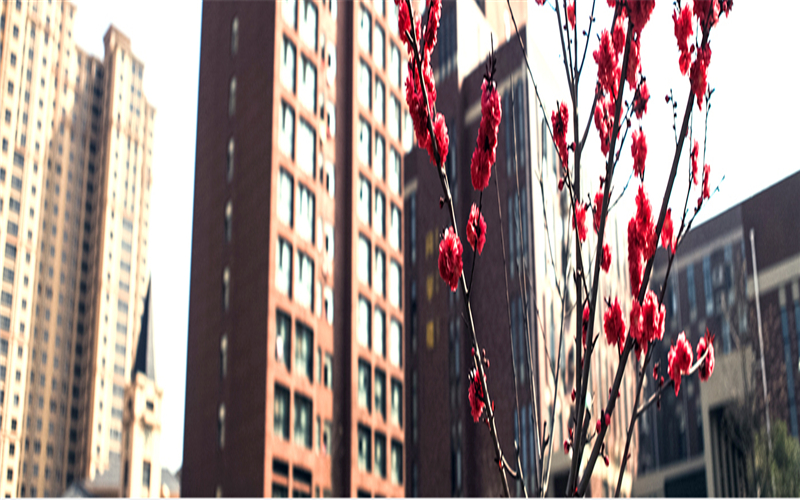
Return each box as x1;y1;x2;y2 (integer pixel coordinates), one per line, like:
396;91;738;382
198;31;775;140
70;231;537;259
395;0;731;496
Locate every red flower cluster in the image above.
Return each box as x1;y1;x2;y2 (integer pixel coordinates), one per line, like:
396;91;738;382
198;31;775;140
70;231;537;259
466;204;487;255
697;330;716;382
603;297;626;352
593;30;619;99
698;163;711;208
423;0;442;62
470;78;502;191
593;189;604;234
601;243;612;273
691;140;700;185
628;0;655;35
667;331;693;396
661;208;675;254
633;80;649;119
573;203;588;242
398;0;449;168
594;96;615;156
552;102;570;172
612;13;626;55
468;368;486;422
627;184;656;296
694;0;720;30
438;227;463;292
672;5;693;75
690;44;712;110
567;1;576;29
627;37;641;91
630;290;665;359
631;129;647;179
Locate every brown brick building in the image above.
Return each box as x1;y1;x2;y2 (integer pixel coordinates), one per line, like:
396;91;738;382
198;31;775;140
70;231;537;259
635;169;800;496
182;0;410;496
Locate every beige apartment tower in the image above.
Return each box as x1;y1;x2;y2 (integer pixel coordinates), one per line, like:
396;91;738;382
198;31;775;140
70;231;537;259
0;2;154;496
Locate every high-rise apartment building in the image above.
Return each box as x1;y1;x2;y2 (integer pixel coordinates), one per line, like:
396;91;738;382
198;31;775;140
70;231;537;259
181;0;414;496
182;0;337;496
403;12;639;496
330;1;411;496
1;2;153;496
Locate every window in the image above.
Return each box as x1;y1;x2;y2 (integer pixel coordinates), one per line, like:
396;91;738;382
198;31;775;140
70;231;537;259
358;359;371;412
357;425;372;472
389;148;401;194
373;24;385;68
140;459;151;489
357;176;372;227
374;249;386;298
299;55;316;111
389;260;402;309
375;368;386;419
703;256;713;316
324;286;334;325
276;310;291;368
296;183;315;242
282;0;297;29
297;118;316;178
326;101;336;138
228;77;236;117
390;205;401;250
389;319;402;367
391;440;403;484
389;96;401;140
224;201;233;242
220;334;228;379
410;194;417;263
323;353;333;389
374;307;386;359
281;37;296;93
326;41;337;86
231;17;239;56
295;322;313;380
374;134;386;182
391;379;403;427
374;79;385;125
375;432;387;478
358;117;372;167
274;384;290;440
357;234;372;286
5;244;16;261
276;238;292;297
687;264;697;319
226;137;235;182
358;296;371;348
299;0;318;50
295;251;314;311
278;169;294;227
294;393;312;448
390;44;401;88
2;268;14;284
374;190;385;238
279;102;295;159
359;7;372;52
222;267;230;311
358;60;371;110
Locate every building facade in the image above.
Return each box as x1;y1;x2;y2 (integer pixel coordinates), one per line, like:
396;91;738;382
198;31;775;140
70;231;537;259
634;169;800;497
182;0;337;496
1;2;154;496
403;12;638;497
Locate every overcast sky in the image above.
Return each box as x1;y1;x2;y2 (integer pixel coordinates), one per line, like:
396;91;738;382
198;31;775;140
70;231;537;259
70;0;798;475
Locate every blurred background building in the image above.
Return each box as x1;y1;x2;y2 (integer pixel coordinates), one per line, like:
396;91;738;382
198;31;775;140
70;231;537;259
402;2;639;497
633;169;800;496
0;1;161;496
182;0;412;496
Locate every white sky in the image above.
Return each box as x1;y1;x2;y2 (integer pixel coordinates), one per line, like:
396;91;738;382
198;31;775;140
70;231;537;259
69;0;798;476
